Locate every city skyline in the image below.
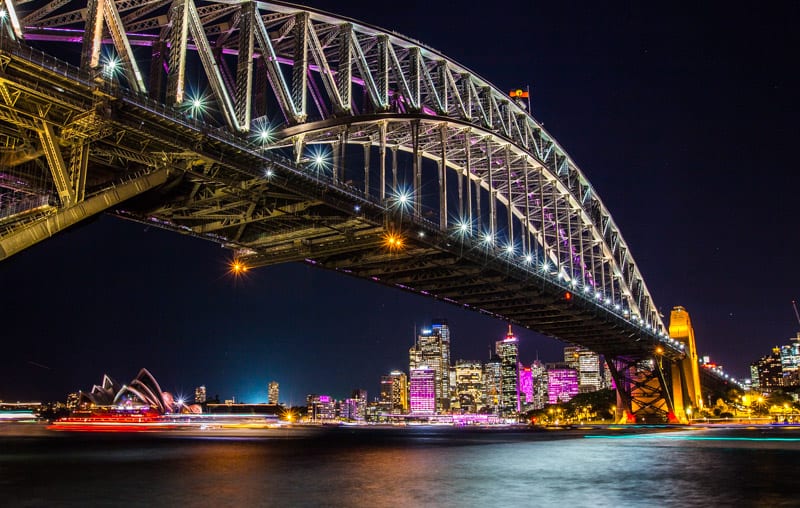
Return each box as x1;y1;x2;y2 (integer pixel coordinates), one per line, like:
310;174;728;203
1;0;799;404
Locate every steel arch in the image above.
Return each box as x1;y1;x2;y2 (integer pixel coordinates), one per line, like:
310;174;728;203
5;0;668;342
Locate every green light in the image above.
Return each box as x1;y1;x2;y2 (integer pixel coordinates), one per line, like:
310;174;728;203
584;434;800;442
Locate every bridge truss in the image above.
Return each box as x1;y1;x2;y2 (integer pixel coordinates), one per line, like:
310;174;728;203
0;0;700;421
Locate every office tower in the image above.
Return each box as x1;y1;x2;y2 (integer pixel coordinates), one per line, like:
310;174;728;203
531;360;548;410
194;385;207;404
564;345;602;392
409;320;451;413
380;370;409;413
453;360;484;413
546;363;579;404
268;381;279;404
496;325;520;417
519;365;533;408
483;355;502;414
409;367;436;414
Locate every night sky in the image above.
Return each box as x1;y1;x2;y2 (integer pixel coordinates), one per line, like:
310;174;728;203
2;0;798;404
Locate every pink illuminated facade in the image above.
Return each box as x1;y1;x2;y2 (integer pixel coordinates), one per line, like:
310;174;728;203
547;367;579;404
519;366;533;405
409;367;435;414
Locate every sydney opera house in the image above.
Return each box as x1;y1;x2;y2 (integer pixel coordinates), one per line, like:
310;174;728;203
76;368;202;415
49;369;203;431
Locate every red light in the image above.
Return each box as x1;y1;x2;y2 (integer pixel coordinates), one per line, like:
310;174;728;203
564;291;572;301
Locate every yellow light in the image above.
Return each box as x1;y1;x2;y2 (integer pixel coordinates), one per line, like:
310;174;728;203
230;259;249;276
655;346;663;355
383;232;405;251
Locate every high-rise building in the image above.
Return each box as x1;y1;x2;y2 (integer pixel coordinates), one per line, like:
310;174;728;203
780;333;800;386
751;347;783;392
268;381;279;404
453;360;484;413
564;346;602;392
531;360;548;410
380;370;409;413
483;355;502;414
546;363;579;404
409;320;451;413
496;325;520;417
194;385;207;404
409;366;436;414
519;366;533;408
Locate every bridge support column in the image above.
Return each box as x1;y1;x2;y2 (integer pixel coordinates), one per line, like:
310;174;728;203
0;168;169;261
669;306;703;419
607;356;675;423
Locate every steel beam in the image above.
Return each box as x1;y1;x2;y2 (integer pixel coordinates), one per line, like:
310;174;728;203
0;168;169;260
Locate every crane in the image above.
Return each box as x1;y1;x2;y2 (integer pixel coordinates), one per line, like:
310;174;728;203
793;300;800;328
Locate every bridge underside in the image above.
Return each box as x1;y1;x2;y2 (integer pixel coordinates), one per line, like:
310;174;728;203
0;0;695;422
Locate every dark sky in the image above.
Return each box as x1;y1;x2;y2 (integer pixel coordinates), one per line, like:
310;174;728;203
2;0;798;404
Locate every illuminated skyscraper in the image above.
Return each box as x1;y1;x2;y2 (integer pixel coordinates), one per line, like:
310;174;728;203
378;370;409;413
564;346;602;392
546;363;579;404
194;385;207;404
519;366;533;408
483;355;502;414
496;325;520;417
409;320;451;413
531;360;548;410
453;360;484;413
409;367;436;414
268;381;279;404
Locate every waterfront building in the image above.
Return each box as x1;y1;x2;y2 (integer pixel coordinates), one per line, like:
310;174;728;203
546;363;579;404
531;360;548;410
496;325;520;417
483;355;502;413
453;360;484;413
307;394;336;422
268;381;279;404
194;385;207;404
409;367;436;414
564;346;602;392
409;320;451;412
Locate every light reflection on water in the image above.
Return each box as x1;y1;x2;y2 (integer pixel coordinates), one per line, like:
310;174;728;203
1;426;799;507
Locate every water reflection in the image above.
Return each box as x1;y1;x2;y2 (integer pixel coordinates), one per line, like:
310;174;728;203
1;426;798;507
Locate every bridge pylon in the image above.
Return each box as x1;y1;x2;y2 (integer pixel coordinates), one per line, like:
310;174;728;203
668;306;703;422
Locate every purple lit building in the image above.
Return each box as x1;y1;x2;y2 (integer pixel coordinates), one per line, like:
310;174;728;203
409;367;436;414
546;365;579;404
519;366;533;406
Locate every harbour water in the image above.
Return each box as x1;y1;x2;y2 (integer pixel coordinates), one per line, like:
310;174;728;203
1;424;799;507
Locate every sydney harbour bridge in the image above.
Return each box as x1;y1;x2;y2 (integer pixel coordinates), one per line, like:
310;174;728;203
0;0;729;421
